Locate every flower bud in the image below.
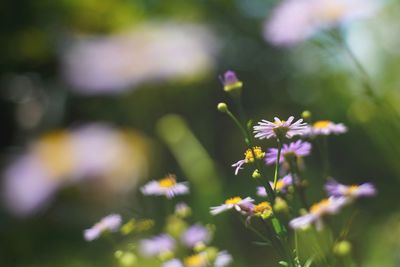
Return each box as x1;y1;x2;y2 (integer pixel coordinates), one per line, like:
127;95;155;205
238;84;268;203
217;102;228;113
333;240;352;256
252;169;261;179
302;110;312;120
273;197;289;213
220;70;243;93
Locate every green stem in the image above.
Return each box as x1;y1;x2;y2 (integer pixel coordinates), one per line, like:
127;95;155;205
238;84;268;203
273;139;283;191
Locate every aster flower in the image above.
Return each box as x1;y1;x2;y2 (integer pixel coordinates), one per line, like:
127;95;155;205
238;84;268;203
253;116;308;140
84;214;122;241
306;120;347;136
139;234;176;257
266;140;312;165
325;179;376;200
141;174;189;199
252;201;273;219
232;147;265;175
181;224;211;248
257;174;293;196
214;251;233;267
289;197;347;230
265;0;377;46
219;70;243;92
210;197;254;215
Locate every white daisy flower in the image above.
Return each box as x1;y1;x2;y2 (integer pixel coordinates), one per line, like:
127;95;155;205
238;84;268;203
306;120;347;136
210;197;254;215
84;214;122;241
141;174;189;199
253;116;308;140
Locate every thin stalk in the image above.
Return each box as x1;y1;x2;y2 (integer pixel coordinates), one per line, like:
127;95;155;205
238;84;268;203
289;159;309;209
273;140;283;191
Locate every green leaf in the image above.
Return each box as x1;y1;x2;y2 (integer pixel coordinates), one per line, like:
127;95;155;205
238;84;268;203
279;261;289;266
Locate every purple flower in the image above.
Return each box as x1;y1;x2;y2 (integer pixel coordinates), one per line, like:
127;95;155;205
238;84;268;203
220;70;242;92
139;234;176;257
257;174;293;196
181;224;211;248
325;179;376;199
254;116;308;140
289;197;347;230
265;140;312;165
265;0;378;46
84;214;122;241
62;23;218;94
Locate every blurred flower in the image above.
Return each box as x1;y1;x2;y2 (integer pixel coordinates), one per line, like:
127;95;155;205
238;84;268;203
265;0;377;46
254;116;308;140
289;197;347;230
139;234;176;257
306;120;347;136
62;22;218;94
325;179;376;199
175;202;192;218
140;174;189;199
181;224;211;248
163;259;184;267
266;140;312;165
84;214;122;241
219;70;243;92
257;174;293;196
232;147;265;175
183;253;208;267
214;251;233;267
210;197;254;215
3;124;148;217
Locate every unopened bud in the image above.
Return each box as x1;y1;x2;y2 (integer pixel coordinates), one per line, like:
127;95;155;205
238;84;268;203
220;70;243;93
217;102;228;113
333;240;352;256
302;110;312;120
252;169;261;179
273;197;288;213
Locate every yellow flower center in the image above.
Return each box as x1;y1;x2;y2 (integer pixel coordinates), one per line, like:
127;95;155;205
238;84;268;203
310;198;331;215
244;146;265;163
158;175;177;188
275;180;285;191
254;202;272;213
225;196;242;205
184;254;207;267
313;120;332;129
253;202;273;219
346;185;359;195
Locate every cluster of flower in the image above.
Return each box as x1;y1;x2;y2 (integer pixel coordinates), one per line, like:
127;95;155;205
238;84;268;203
212;71;377;265
84;174;232;267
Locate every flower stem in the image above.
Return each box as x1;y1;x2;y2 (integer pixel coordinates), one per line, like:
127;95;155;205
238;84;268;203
273;139;282;191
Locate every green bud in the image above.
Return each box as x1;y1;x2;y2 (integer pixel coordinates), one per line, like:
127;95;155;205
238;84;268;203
158;251;174;261
165;216;188;238
273;197;289;213
194;242;206;252
302;110;312;120
119;252;137;266
252;169;261;179
205;247;218;261
217;102;228;113
333;240;352;256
